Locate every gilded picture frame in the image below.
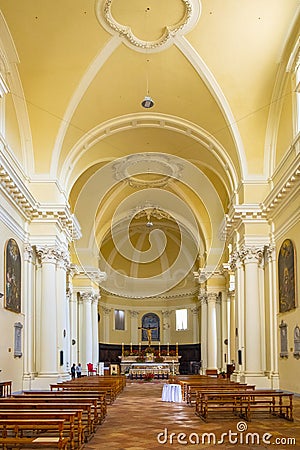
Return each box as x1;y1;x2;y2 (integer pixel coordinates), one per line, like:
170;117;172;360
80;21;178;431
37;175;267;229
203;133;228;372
4;238;21;313
278;238;296;313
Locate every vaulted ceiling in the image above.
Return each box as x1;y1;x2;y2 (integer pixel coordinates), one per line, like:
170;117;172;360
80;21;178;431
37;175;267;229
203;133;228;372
1;0;299;298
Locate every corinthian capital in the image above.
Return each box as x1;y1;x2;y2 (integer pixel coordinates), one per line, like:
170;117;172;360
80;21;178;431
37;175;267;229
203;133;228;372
24;244;34;262
36;246;59;264
57;250;70;270
80;292;94;303
207;292;219;303
240;245;263;265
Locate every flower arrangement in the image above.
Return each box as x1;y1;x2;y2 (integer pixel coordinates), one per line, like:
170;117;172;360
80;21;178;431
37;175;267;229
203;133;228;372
144;347;155;354
143;373;155;382
154;356;164;363
169;349;176;356
135;356;146;363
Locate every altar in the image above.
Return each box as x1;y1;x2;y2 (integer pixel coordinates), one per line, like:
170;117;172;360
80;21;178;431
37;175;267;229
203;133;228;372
119;356;181;376
129;363;170;379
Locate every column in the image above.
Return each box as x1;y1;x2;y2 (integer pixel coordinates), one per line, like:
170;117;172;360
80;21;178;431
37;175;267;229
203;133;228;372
129;310;139;344
162;310;171;344
221;291;230;370
37;246;58;376
23;244;35;386
207;292;218;370
69;288;78;366
56;251;69;378
81;292;93;371
216;293;222;370
230;251;245;380
92;294;99;366
229;290;236;365
266;244;280;388
241;246;264;379
200;292;207;373
101;305;112;344
191;306;200;343
65;289;71;373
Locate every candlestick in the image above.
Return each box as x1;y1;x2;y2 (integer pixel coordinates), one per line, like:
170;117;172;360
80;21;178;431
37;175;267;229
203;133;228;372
167;342;169;356
158;341;160;356
121;342;124;356
130;342;132;353
139;342;141;352
176;342;178;356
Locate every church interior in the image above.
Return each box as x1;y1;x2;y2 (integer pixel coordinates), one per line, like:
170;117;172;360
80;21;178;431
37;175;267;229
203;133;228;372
0;0;299;447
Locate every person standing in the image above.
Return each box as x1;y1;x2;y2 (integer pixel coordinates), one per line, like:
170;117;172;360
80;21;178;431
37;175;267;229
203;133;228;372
76;363;82;378
71;363;76;379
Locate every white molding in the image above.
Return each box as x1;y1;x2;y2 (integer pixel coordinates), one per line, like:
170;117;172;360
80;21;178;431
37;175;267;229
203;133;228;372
95;0;200;53
61;113;237;195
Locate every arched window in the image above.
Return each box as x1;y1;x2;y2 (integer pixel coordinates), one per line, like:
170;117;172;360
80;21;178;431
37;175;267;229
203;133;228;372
141;313;160;342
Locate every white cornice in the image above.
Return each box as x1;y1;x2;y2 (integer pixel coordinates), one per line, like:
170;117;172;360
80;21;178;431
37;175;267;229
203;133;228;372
0;142;81;241
263;150;300;220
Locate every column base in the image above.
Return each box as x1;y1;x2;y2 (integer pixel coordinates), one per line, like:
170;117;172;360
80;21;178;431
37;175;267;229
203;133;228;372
264;371;280;390
25;373;71;390
22;374;36;391
239;372;272;389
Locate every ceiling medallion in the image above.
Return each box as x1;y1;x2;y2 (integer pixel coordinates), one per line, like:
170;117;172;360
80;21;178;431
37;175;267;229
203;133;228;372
96;0;200;52
113;153;183;188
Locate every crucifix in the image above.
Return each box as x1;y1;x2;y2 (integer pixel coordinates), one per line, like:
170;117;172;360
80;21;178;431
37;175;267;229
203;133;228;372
138;325;158;347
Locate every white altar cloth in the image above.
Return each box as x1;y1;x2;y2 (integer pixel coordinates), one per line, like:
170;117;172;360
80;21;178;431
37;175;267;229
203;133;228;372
161;383;182;402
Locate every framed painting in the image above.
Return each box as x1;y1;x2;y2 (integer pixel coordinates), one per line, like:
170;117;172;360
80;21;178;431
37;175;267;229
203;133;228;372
278;238;296;313
4;238;21;313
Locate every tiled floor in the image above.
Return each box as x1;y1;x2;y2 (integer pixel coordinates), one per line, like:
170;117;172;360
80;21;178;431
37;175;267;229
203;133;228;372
86;381;300;450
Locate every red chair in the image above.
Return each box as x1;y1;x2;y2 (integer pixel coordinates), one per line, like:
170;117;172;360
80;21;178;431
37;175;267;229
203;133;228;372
87;363;97;375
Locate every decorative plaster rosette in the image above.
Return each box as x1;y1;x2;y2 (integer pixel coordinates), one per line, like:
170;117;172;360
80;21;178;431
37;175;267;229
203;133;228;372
95;0;201;52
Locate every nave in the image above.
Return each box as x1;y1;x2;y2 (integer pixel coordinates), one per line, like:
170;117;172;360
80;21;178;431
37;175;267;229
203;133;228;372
86;381;300;450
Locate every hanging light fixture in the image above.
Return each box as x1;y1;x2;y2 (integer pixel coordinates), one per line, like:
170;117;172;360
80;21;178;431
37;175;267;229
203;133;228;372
141;58;154;109
146;211;153;227
142;95;154;109
141;8;154;109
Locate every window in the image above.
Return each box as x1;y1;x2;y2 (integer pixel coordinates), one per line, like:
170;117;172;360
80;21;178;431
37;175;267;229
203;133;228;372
176;309;187;330
115;309;125;330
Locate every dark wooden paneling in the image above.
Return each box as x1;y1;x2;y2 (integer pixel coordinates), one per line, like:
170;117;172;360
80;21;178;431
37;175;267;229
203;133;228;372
98;343;201;374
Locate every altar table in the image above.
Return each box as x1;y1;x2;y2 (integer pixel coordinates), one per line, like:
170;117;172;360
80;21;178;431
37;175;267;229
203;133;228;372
161;383;182;402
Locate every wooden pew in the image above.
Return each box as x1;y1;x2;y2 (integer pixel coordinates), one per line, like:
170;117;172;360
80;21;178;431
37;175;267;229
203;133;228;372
179;378;242;403
186;383;255;405
0;401;94;439
0;381;12;398
16;390;107;424
50;383;115;405
195;390;294;422
3;396;99;431
0;410;81;450
0;418;68;450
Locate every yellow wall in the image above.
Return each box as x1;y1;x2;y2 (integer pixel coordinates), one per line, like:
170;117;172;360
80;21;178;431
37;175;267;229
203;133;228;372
276;218;300;393
99;294;199;345
0;215;24;393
